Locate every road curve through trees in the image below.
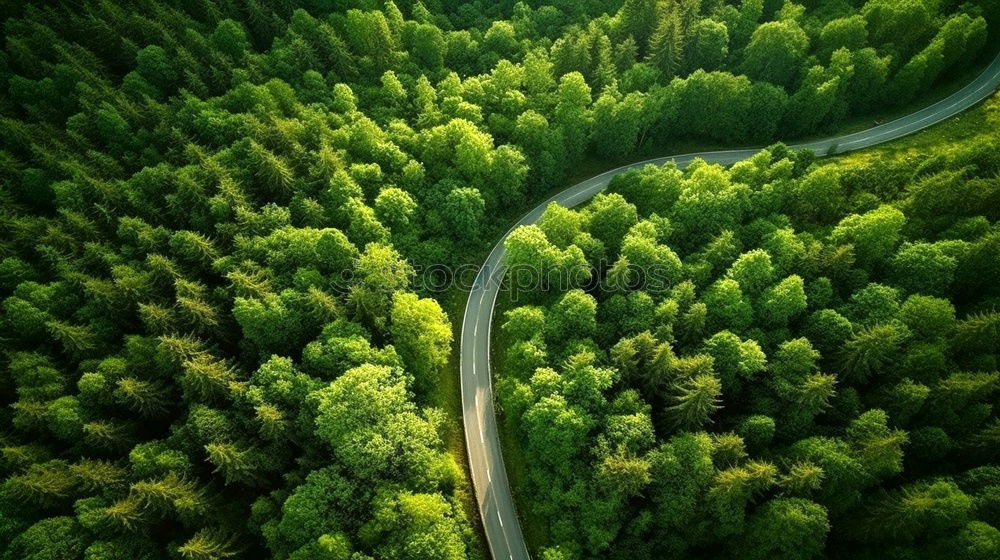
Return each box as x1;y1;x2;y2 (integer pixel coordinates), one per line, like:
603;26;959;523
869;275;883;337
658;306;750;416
460;50;1000;560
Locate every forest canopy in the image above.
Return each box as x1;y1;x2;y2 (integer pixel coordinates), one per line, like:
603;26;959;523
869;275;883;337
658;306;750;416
0;0;997;559
497;119;1000;558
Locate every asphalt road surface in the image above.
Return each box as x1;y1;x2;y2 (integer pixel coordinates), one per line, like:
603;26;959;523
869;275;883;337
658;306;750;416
460;49;1000;560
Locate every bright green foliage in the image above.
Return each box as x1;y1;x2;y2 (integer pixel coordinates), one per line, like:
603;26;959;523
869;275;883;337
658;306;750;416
586;193;640;254
857;480;973;541
703;278;753;333
727;250;775;296
831;205;906;268
793;166;844;223
348;243;413;332
547;289;598;343
737;415;776;452
312;364;447;485
740;21;810;88
770;338;821;400
647;10;684;78
684;19;729;74
524;393;594;477
819;16;869;61
668;374;722;429
899;295;956;340
760;275;807;326
264;466;359;558
390;293;452;393
374;187;417;234
840;323;910;382
863;0;936;55
4;517;87;560
703;331;766;395
0;0;996;558
539;203;584;250
499;128;1000;557
892;242;958;296
362;491;467;560
176;529;240;560
442;187;485;243
847;409;908;478
502;306;547;342
738;498;829;560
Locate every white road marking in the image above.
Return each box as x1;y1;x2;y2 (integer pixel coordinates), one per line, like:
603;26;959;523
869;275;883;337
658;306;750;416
498;511;503;527
479;428;484;444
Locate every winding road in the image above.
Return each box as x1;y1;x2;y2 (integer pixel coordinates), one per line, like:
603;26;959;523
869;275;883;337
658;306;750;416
460;50;1000;560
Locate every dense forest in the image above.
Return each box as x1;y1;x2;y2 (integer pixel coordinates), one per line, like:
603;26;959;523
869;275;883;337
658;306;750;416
497;122;1000;558
0;0;997;559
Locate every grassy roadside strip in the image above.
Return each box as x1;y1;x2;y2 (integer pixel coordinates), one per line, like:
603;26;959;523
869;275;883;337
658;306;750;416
432;286;488;559
823;90;1000;168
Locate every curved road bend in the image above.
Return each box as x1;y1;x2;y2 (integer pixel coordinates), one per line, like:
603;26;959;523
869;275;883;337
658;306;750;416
461;49;1000;560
